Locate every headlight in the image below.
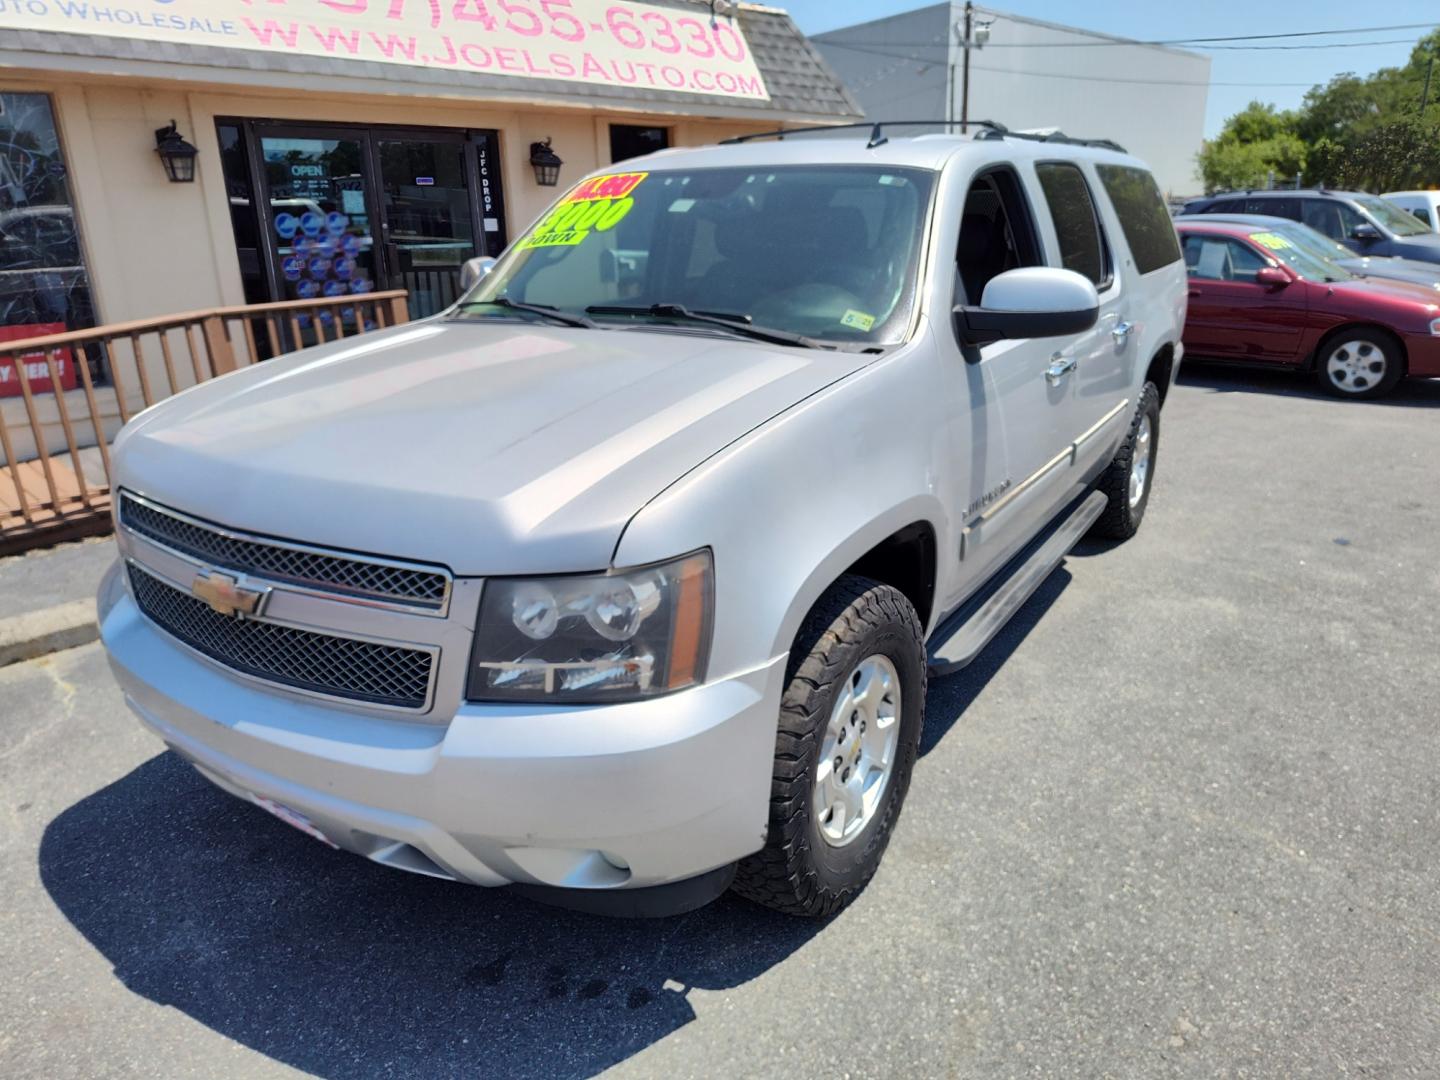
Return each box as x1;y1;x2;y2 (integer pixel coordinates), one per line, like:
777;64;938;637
465;551;713;703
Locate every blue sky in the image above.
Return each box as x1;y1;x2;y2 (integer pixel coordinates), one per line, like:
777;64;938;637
781;0;1439;136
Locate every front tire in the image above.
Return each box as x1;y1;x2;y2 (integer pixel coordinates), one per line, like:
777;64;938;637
1315;329;1404;399
1088;381;1161;541
732;575;926;917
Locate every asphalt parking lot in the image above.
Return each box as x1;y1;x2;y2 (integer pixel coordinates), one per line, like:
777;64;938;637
2;367;1439;1079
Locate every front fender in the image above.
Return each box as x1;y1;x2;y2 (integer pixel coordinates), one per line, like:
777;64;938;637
613;340;954;682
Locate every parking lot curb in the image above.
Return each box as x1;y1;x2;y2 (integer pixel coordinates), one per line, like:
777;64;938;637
0;600;99;668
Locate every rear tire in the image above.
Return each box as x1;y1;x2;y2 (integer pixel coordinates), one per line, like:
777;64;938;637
1088;381;1160;541
1315;328;1404;399
732;575;926;917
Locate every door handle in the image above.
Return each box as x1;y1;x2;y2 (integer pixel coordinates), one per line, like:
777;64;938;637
1188;288;1201;297
1111;321;1134;345
1045;354;1077;385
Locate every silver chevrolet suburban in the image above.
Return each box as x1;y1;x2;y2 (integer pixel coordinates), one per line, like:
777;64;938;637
98;123;1187;917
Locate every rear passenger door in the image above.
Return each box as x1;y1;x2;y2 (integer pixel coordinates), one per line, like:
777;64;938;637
1033;160;1129;475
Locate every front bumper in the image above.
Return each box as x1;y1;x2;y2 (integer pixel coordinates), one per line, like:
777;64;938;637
1401;332;1440;378
99;561;785;906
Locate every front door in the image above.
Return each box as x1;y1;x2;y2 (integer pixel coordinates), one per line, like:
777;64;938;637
1181;233;1308;363
943;166;1085;598
376;134;477;318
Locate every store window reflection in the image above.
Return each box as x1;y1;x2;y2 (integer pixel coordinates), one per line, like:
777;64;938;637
0;92;96;352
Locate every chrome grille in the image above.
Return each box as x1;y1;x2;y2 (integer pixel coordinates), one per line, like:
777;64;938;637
119;493;449;610
127;563;434;710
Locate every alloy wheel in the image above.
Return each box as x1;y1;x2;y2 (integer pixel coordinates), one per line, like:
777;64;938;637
813;654;902;848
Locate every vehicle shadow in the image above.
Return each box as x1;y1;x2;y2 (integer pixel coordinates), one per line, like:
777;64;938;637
1177;363;1440;408
919;566;1072;756
38;753;821;1080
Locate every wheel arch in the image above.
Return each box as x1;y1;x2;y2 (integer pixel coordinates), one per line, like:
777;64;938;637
1145;342;1178;407
1307;322;1408;375
772;504;945;660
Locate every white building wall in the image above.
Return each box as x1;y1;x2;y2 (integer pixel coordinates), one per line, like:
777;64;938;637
815;3;1210;197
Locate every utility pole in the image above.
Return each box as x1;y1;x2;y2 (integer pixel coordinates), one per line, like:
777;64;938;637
1421;51;1435;115
960;1;973;134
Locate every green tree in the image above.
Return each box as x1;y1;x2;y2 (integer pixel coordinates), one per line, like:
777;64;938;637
1198;102;1306;192
1201;30;1440;191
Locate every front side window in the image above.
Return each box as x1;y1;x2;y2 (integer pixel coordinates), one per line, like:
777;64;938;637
1095;164;1182;275
1354;194;1430;237
1183;235;1268;282
1035;162;1109;287
956;166;1042;304
1302;199;1365;241
462;166;934;347
0;91;96;351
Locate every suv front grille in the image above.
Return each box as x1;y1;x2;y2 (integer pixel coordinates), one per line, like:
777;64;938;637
127;563;434;710
119;493;449;610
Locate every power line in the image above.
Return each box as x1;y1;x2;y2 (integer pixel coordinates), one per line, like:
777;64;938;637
817;39;1429;88
816;21;1438;51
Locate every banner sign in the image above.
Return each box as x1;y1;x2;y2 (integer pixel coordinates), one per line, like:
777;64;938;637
0;323;78;398
0;0;770;101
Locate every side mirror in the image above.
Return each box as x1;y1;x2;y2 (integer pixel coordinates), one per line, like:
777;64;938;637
459;255;497;291
953;267;1100;349
1350;223;1380;243
1255;266;1291;287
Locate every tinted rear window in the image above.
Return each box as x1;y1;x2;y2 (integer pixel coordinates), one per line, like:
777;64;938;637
1096;164;1182;275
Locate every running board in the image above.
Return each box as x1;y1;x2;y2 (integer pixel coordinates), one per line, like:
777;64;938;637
927;490;1108;676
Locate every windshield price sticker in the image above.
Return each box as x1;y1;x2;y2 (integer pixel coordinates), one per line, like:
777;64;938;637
1251;232;1293;251
522;172;648;248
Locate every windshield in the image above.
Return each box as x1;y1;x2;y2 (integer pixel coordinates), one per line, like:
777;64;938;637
1249;227;1355;282
458;165;935;347
1356;194;1431;237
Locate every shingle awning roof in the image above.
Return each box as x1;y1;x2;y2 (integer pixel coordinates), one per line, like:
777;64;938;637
3;1;862;122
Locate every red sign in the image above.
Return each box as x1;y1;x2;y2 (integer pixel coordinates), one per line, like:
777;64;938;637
0;324;78;398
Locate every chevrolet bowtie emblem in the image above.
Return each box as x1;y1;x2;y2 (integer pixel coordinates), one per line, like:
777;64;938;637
191;571;269;619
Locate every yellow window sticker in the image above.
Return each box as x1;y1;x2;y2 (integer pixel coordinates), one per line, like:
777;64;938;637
521;172;648;249
840;309;876;331
1250;231;1293;251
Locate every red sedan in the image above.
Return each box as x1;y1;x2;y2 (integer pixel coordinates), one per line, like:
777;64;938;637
1177;220;1440;398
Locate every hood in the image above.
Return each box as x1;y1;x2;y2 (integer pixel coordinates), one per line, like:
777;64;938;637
1389;233;1440;262
1326;274;1440;308
114;320;873;575
1339;255;1440;290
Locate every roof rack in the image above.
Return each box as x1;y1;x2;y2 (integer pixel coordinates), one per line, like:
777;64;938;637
719;119;1126;154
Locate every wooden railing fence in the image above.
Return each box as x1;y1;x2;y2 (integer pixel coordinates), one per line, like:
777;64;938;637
0;290;409;555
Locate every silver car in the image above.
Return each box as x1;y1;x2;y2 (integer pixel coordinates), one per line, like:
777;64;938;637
99;126;1187;916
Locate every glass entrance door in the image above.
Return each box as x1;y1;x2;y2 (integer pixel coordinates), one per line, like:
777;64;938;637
377;136;474;319
258;130;380;337
235;121;505;327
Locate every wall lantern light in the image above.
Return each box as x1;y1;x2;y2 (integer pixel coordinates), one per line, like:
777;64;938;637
529;138;563;187
154;120;199;183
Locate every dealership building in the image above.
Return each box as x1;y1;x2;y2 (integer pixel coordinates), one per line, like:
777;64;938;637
0;0;859;341
813;3;1210;198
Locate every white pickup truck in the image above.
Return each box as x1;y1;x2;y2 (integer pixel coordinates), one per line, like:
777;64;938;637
99;123;1187;917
